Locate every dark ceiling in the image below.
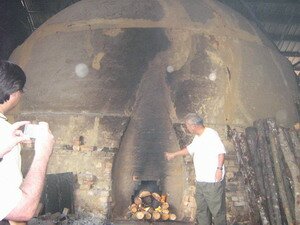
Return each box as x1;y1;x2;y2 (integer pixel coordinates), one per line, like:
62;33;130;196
0;0;299;75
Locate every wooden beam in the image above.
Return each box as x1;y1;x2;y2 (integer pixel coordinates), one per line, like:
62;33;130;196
258;15;300;25
268;33;300;42
280;51;300;57
246;0;300;4
293;61;300;68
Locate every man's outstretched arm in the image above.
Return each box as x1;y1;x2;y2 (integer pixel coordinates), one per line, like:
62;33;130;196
165;148;189;161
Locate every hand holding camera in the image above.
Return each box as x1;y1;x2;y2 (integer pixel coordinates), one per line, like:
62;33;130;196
23;123;40;139
24;122;54;159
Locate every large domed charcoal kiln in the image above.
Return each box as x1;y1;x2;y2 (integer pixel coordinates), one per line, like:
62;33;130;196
9;0;298;222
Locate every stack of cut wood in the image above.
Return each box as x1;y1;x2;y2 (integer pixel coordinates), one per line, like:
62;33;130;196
229;118;300;225
128;191;177;221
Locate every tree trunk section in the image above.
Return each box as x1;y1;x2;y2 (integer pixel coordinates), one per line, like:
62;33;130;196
278;127;300;224
254;120;276;224
230;126;270;225
266;119;294;224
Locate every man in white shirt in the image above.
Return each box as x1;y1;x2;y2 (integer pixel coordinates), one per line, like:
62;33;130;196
165;113;226;225
0;60;54;223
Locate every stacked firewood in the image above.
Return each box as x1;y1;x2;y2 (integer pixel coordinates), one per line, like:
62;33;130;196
128;191;177;221
229;118;300;225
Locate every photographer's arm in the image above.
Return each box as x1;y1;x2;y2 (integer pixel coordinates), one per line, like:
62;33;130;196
5;122;54;221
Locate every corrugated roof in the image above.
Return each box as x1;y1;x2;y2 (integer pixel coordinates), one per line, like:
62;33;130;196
219;0;300;76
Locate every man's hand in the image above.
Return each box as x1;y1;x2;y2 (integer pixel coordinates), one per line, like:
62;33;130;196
165;148;189;161
0;121;30;157
215;169;223;182
34;122;54;160
165;152;176;161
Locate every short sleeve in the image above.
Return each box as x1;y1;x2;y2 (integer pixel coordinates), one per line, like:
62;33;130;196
0;184;22;220
186;137;197;156
213;133;226;154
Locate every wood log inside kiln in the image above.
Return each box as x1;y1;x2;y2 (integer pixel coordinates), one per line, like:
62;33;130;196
161;213;170;220
133;211;145;220
146;207;154;214
144;211;152;220
162;209;169;214
134;196;142;205
161;202;169;210
161;194;167;202
152;211;161;220
169;213;177;221
152;192;161;202
139;191;151;198
129;203;138;213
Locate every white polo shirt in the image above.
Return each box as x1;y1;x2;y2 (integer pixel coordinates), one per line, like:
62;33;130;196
0;113;23;220
187;127;226;183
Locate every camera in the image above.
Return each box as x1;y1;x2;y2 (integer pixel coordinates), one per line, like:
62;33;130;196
23;124;40;139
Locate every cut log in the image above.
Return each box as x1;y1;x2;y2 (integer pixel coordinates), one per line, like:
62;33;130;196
134;211;145;220
62;207;69;216
161;194;167;202
144;211;152;220
169;213;177;221
134;196;142;205
139;191;151;198
152;211;161;221
147;207;154;214
152;192;161;202
161;213;170;221
129;204;138;213
162;209;169;214
161;202;169;210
